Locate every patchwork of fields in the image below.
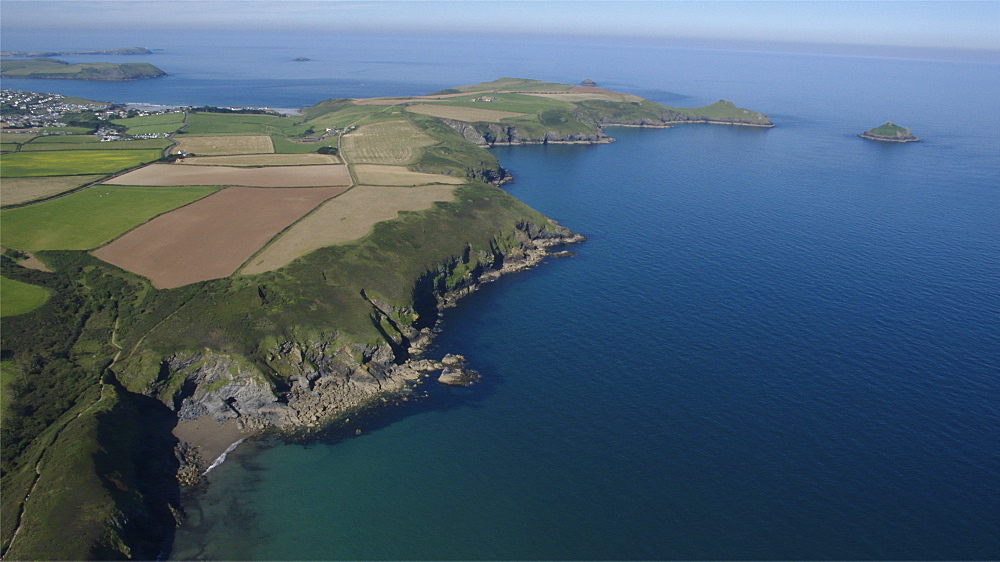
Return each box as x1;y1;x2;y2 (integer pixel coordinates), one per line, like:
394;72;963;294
178;153;339;167
106;163;352;187
2;101;482;287
241;185;457;275
0;185;221;250
93;187;345;288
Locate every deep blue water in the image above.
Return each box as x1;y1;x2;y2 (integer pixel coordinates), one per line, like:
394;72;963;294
4;30;997;560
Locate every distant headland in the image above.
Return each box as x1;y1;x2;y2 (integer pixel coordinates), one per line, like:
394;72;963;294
0;47;153;57
0;58;166;81
859;121;920;143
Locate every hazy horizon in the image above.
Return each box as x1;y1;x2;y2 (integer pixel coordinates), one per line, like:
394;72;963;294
2;0;998;54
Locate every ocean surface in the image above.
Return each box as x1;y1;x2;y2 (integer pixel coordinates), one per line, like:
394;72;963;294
3;30;998;560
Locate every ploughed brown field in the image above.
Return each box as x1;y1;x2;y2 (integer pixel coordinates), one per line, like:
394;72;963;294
104;163;352;187
178;153;339;167
93;186;344;288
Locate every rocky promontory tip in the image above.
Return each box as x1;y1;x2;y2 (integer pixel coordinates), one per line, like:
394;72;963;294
859;121;920;142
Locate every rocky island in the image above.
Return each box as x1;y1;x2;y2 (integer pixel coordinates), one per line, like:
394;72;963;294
0;78;771;560
859;121;920;142
0;58;166;81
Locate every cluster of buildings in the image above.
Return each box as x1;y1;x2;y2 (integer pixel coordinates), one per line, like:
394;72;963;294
94;127;168;142
0;90;107;129
0;89;169;135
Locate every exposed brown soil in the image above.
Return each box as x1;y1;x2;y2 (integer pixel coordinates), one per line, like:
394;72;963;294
105;163;351;187
93;186;344;288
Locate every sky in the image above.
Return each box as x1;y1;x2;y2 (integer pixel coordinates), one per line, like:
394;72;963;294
1;1;998;52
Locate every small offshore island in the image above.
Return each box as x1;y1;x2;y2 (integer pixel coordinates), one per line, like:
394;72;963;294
0;58;166;81
0;78;771;560
859;121;920;143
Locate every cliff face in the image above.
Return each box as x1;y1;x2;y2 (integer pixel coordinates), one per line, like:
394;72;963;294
161;220;584;474
442;118;612;146
439;98;773;148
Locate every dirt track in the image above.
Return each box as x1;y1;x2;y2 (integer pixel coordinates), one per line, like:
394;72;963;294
93;186;344;288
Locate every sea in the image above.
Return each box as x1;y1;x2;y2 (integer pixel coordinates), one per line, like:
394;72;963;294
2;29;998;560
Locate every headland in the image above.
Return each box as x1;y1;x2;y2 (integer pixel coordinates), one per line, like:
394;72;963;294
0;78;770;560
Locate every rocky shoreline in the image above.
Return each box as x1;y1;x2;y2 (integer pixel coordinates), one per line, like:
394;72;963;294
858;132;920;143
170;221;585;482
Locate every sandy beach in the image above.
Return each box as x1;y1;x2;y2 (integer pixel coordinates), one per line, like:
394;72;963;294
173;418;252;469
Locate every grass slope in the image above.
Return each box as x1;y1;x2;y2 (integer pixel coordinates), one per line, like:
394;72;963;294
0;78;775;559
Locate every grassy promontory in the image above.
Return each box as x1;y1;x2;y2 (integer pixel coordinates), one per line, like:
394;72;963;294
0;78;771;559
0;58;166;81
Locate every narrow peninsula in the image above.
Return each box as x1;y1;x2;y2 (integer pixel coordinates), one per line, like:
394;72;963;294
859;121;920;143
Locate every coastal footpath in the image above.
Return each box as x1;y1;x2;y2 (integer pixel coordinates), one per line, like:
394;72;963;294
0;78;770;559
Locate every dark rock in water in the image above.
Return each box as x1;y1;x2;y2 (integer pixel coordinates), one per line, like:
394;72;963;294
437;353;481;386
293;57;311;62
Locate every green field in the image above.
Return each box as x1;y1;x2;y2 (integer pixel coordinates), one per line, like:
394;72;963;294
182;112;308;136
0;276;50;317
112;113;186;135
0;185;220;250
22;136;172;151
0;149;162;177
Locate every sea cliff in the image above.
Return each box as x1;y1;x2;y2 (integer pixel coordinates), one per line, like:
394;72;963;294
168;220;584;480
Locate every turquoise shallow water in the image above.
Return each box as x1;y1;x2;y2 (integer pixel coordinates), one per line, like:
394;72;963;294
4;29;996;560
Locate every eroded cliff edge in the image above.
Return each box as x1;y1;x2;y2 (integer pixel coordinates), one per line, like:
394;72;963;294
161;220;584;481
